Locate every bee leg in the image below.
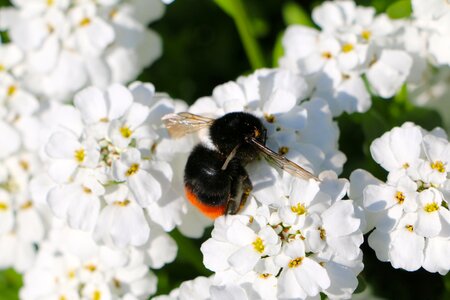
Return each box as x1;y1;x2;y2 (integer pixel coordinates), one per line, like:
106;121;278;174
225;172;253;215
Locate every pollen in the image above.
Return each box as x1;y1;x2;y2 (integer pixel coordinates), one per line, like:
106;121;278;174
361;30;371;40
120;126;132;138
0;202;9;211
264;113;276;123
405;224;414;232
319;226;326;240
7;85;17;97
430;161;446;173
395;191;405;204
322;51;333;59
290;203;307;216
99;117;109;123
79;17;91;27
288;257;304;268
424;202;439;213
126;163;139;176
74;149;85;163
252;237;265;253
59;296;67;300
47;0;54;6
341;43;354;53
113;199;131;207
259;273;271;279
20;201;33;210
93;290;102;300
278;146;289;155
0;64;5;71
403;162;410;169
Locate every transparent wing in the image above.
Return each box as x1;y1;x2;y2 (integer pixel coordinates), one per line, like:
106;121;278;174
250;138;319;181
162;112;215;138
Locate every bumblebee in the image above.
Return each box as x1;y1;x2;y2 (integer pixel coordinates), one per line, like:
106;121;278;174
163;112;318;219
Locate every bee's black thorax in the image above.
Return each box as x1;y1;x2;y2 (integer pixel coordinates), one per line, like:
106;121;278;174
209;112;266;164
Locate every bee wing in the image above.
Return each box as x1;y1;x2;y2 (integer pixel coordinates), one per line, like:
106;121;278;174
162;112;215;138
249;138;319;181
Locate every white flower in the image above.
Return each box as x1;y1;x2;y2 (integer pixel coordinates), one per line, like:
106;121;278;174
94;184;149;248
112;148;162;207
276;240;330;299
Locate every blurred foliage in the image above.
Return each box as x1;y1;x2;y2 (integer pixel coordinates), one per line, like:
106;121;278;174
1;0;450;299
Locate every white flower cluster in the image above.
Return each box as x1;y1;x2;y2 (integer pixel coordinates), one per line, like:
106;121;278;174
20;223;176;300
41;82;190;248
157;174;363;300
351;122;450;274
0;41;49;272
280;0;413;116
0;0;164;101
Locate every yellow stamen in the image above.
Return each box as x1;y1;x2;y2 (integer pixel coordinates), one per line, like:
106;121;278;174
259;273;271;279
113;278;121;288
93;290;101;300
74;149;85;163
113;199;131;207
395;191;405;204
403;163;410;169
7;85;17;97
424;202;439;213
83;186;92;194
59;296;67;300
79;17;91;27
252;237;265;253
405;224;414;232
126;163;139;176
0;64;5;71
264;113;275;123
19;160;29;171
430;161;446;173
361;30;371;40
109;8;118;19
288;257;303;268
319;227;326;240
278;146;289;155
47;0;54;6
99;117;109;123
290;203;307;216
322;51;332;59
341;43;354;53
85;264;97;272
20;201;33;210
0;202;9;211
67;270;76;279
120;126;132;138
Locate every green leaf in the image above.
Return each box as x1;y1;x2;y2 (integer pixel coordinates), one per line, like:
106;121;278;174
354;275;368;294
0;269;22;300
213;0;266;69
282;2;314;27
386;0;412;19
213;0;235;17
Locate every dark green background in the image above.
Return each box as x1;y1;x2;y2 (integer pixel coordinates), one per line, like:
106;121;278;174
0;0;449;299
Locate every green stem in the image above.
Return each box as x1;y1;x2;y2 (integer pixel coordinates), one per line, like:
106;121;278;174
214;0;266;70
